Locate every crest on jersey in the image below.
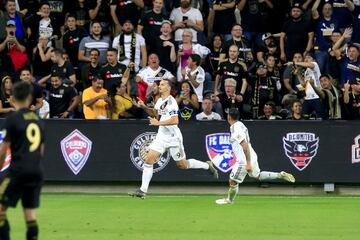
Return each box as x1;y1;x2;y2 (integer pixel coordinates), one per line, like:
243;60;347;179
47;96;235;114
352;135;360;164
61;129;92;175
206;133;236;173
283;132;319;171
130;132;170;173
0;131;11;172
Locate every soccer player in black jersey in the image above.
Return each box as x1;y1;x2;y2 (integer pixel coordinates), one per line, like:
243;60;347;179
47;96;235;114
0;81;45;240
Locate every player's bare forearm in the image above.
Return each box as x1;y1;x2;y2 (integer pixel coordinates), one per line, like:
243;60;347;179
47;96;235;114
0;141;10;166
241;141;251;165
150;116;178;126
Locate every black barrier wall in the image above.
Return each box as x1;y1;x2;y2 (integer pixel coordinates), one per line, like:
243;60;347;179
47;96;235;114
1;120;360;183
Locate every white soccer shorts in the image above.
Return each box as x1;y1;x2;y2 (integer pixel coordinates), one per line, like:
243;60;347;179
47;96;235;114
148;135;186;161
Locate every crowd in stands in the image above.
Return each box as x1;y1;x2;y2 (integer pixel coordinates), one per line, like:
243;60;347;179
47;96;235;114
0;0;359;120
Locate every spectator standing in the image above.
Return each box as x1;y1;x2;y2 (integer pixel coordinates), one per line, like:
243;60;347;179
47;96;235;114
32;33;53;80
82;77;111;119
170;0;204;43
19;68;43;112
112;20;147;73
110;0;144;33
208;0;236;39
195;97;222;121
0;0;26;41
343;77;360;120
184;53;205;102
88;0;112;36
78;21;111;65
81;48;102;89
176;80;199;121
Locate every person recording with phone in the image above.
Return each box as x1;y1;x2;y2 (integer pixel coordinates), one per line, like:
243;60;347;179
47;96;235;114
176;80;199;121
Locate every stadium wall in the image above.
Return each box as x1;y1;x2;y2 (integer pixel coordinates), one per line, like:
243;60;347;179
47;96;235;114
1;120;360;183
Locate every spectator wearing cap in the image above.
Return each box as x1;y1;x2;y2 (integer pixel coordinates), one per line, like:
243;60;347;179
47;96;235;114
151;20;176;73
112;20;147;73
280;3;314;62
309;74;342;120
250;62;280;119
110;0;144;34
257;33;280;64
0;19;27;73
78;21;111;65
170;0;204;44
238;0;274;49
287;52;325;119
137;0;168;52
82;77;111;119
332;28;360;86
257;101;282;120
207;0;236;40
184;54;205;102
311;0;339;74
343;77;360;120
213;78;244;119
0;0;26;41
196;97;222;121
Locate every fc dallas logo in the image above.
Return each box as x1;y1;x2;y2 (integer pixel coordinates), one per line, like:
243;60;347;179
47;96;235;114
283;132;319;171
60;129;92;175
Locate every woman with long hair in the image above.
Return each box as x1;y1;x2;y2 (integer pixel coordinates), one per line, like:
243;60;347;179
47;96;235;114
0;75;15;117
176;81;199;121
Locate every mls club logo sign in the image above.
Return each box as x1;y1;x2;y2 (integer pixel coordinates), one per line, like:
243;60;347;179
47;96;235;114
0;131;11;172
130;132;170;173
60;129;92;175
206;133;236;173
283;132;319;171
351;134;360;164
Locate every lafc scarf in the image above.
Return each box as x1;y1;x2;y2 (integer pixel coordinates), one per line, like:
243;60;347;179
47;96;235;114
118;32;136;62
323;85;341;119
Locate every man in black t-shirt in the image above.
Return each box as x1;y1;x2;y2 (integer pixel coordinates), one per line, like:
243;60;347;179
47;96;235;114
0;81;45;240
280;3;314;62
39;73;80;118
208;0;236;37
110;0;144;33
19;68;44;112
344;77;360;120
215;45;247;96
81;48;102;89
87;0;112;35
100;48;130;93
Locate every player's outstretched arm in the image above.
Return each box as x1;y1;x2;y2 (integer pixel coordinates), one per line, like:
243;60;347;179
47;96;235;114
0;141;10;166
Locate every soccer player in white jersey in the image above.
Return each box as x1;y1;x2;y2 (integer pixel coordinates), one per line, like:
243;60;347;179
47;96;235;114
216;108;295;205
130;79;219;198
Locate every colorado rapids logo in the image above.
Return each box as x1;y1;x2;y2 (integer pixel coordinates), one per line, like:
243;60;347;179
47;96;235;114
130;132;170;173
283;132;319;171
60;129;92;175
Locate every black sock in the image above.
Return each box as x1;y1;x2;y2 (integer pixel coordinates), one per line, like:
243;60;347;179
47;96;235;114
0;214;10;240
26;220;38;240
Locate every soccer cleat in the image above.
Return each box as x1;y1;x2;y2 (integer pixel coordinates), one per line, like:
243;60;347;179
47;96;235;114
280;171;295;183
215;198;233;205
128;189;147;199
206;161;219;179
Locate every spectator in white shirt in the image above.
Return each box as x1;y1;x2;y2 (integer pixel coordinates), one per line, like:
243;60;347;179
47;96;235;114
196;97;222;121
184;54;205;102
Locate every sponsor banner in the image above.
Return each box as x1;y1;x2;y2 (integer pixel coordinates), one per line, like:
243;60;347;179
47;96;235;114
206;133;236;173
130;132;170;173
60;129;92;175
283;132;319;171
352;135;360;164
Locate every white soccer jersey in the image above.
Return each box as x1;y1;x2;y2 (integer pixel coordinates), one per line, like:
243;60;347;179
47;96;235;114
154;95;181;137
304;62;321;100
185;66;205;102
137;66;174;86
230;121;257;164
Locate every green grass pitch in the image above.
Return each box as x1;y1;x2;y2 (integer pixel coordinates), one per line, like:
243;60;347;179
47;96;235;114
8;193;360;240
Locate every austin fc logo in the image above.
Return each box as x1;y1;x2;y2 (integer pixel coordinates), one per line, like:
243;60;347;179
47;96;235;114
60;129;92;175
283;132;319;171
352;135;360;164
0;130;11;172
130;132;170;173
206;133;236;173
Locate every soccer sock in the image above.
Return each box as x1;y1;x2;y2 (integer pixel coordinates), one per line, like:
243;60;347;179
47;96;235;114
227;184;239;202
259;171;281;181
187;159;210;170
26;220;38;240
140;163;153;193
0;213;10;240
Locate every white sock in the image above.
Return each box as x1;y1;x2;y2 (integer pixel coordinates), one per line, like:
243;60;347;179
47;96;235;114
227;184;239;202
140;163;153;193
187;159;209;170
259;171;281;181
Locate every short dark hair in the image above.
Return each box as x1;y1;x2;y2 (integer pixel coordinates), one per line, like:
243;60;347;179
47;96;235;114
92;77;103;82
39;1;50;8
292;99;302;107
161;79;173;88
52;48;64;57
91;20;101;27
66;14;77;21
107;47;118;54
90;48;100;55
50;73;63;79
12;81;33;102
20;67;32;75
189;54;201;66
228;108;240;120
348;44;360;52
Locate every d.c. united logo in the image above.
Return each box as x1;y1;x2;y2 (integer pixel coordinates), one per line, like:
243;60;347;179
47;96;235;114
60;129;92;175
283;132;319;171
130;132;170;173
0;131;11;172
206;133;236;173
352;134;360;164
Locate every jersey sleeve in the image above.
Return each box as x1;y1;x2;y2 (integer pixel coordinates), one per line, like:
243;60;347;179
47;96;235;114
168;97;179;116
230;124;246;144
